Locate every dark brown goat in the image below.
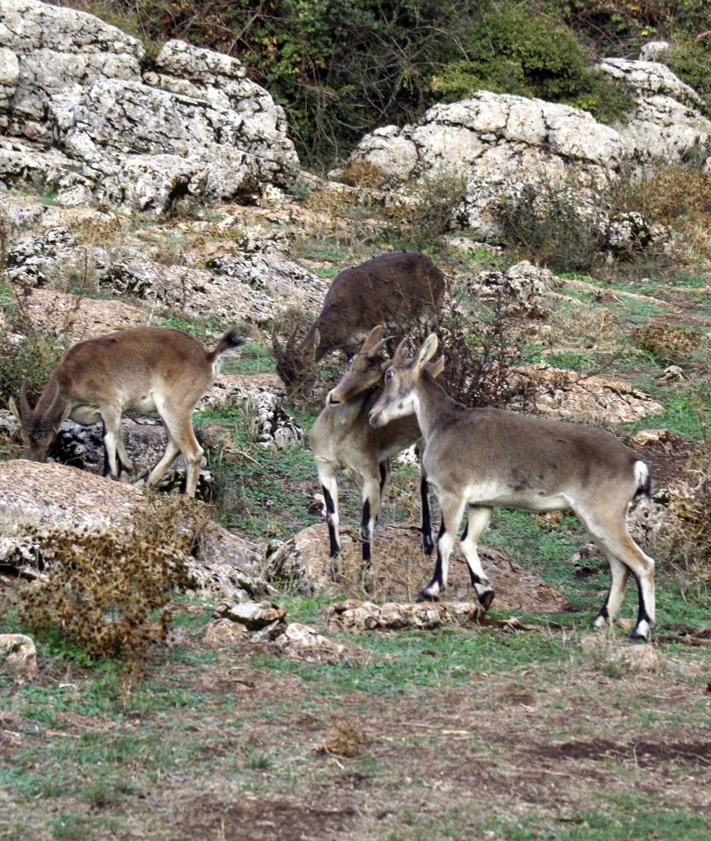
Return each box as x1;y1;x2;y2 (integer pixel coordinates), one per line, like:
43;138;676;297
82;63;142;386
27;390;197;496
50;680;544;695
272;251;445;397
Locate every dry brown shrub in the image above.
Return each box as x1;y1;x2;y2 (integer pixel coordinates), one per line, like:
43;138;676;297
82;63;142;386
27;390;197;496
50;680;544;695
319;713;368;758
611;167;711;254
339;160;386;189
16;494;210;660
633;321;703;363
0;280;79;404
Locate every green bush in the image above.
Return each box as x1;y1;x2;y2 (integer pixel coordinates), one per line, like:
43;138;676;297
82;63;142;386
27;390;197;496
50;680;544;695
664;37;711;116
432;2;634;124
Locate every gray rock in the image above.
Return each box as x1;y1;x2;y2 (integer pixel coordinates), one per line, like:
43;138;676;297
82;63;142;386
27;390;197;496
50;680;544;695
324;599;484;632
599;58;711;166
345;92;624;237
0;633;37;677
639;41;671;62
0;0;298;211
215;600;287;630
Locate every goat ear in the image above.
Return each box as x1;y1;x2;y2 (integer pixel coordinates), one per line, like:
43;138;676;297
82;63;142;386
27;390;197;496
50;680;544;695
362;324;385;356
392;338;408;366
426;354;445;379
8;396;22;425
302;328;320;360
414;333;438;372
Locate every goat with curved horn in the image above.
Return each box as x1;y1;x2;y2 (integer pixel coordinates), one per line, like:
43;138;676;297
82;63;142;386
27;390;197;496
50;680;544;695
8;327;246;497
309;325;443;584
369;334;657;640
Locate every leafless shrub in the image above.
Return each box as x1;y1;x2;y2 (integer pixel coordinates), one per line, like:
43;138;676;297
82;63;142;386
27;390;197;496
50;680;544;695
634;321;703;364
16;495;209;660
339;160;386;189
319;713;368;758
494;176;608;273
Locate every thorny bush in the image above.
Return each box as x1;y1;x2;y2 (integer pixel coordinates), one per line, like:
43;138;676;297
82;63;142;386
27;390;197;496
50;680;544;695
16;495;210;660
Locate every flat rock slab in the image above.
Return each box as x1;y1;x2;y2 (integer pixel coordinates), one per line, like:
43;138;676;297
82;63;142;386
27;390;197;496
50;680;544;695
266;523;570;615
325;600;484;632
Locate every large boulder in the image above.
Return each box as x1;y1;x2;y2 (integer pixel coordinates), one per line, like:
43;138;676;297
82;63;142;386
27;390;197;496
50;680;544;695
0;0;143;141
0;460;267;600
0;0;299;212
343;92;626;237
599;58;711;167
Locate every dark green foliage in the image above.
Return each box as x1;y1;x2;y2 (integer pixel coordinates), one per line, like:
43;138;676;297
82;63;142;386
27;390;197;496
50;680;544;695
664;37;711;116
433;2;634;123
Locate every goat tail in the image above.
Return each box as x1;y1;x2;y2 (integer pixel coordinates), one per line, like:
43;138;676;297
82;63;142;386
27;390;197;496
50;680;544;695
632;460;652;500
208;328;247;362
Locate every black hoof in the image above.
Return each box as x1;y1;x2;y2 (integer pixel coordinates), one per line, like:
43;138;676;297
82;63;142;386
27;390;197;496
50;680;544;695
422;536;434;556
477;589;495;611
630;631;649;642
416;590;439;603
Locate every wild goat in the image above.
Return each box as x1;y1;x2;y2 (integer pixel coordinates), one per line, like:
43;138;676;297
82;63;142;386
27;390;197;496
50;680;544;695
309;325;443;577
9;327;245;497
369;335;656;640
272;251;445;398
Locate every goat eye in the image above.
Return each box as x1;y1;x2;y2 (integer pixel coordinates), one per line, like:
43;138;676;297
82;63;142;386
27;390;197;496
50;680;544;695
385;370;394;381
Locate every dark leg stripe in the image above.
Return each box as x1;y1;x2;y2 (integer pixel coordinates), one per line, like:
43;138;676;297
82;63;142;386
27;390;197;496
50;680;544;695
360;499;372;563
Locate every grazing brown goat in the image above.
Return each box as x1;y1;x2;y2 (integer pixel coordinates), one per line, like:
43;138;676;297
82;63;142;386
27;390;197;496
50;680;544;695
9;327;245;496
272;251;445;398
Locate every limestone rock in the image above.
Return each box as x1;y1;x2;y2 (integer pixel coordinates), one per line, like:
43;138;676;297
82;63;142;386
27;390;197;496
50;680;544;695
0;460;267;600
521;365;665;424
345;92;625;237
639;42;671;62
0;0;143;141
599;58;711;166
272;622;353;664
0;0;298;211
473;260;553;313
0;634;37;677
215;600;286;630
324;599;483;632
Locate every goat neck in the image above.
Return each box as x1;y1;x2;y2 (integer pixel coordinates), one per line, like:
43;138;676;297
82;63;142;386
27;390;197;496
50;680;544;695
412;372;461;440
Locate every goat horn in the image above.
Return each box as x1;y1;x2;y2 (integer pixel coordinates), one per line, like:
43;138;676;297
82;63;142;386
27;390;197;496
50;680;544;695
19;382;32;424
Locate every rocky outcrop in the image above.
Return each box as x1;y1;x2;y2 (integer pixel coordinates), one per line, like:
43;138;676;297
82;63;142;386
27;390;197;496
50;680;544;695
599;58;711;167
521;365;665;424
0;460;267;600
0;0;298;212
343;92;626;237
5;224;327;325
344;64;710;235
